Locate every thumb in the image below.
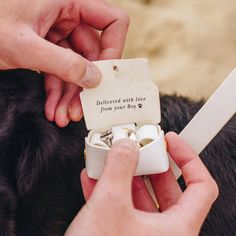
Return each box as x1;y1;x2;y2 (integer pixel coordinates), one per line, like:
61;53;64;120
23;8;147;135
18;33;101;88
97;139;139;198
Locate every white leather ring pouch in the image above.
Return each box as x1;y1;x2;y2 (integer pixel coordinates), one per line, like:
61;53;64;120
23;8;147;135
80;59;169;179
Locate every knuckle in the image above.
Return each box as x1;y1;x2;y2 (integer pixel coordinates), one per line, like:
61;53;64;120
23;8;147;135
110;146;138;172
45;86;58;95
0;26;32;68
100;185;128;209
16;31;31;47
202;177;219;203
11;34;34;67
45;89;56;97
108;147;123;158
106;192;129;212
110;146;136;160
104;188;120;203
18;32;37;54
117;9;130;27
208;179;219;201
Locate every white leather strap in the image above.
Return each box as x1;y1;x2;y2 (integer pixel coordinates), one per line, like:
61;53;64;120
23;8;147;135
172;68;236;179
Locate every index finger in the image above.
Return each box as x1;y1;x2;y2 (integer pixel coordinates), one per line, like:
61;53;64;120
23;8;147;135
166;132;219;229
80;0;130;59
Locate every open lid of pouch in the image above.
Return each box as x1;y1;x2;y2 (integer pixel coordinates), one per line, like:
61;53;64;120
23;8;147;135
80;59;161;131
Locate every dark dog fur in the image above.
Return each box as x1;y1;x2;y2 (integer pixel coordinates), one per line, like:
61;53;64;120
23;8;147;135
0;69;235;236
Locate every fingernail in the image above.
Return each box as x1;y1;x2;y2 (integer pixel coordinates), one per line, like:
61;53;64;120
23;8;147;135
45;109;54;121
57;107;69;126
69;106;83;121
67;105;72;114
65;116;70;126
113;139;139;151
81;63;101;88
